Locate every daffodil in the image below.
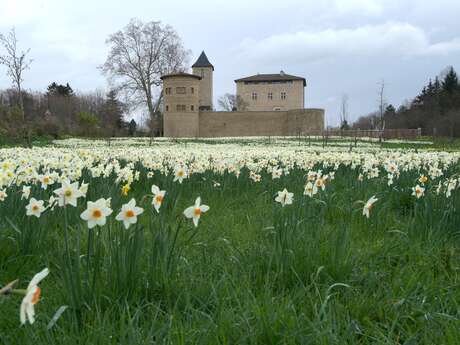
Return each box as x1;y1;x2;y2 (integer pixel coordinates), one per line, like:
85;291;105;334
418;175;428;184
115;198;144;229
303;182;317;197
21;186;31;200
80;198;113;228
38;174;54;190
275;188;294;207
173;166;188;184
362;195;378;218
151;184;166;213
412;185;425;199
183;197;210;227
20;268;49;325
25;198;45;218
121;183;130;196
53;180;84;207
0;189;7;202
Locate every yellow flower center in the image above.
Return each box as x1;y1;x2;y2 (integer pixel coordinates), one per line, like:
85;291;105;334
125;210;135;218
92;209;102;218
32;205;39;212
178;171;184;177
43;177;50;184
194;208;201;216
155;195;163;203
65;190;72;197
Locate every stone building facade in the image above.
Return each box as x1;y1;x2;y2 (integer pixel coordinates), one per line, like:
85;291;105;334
235;72;305;111
161;51;324;138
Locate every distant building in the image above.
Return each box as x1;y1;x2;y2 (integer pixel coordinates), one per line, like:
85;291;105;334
161;51;324;138
235;72;306;111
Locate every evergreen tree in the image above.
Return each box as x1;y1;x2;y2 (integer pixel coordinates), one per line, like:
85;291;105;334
104;90;125;133
128;119;137;136
47;82;74;97
442;67;459;93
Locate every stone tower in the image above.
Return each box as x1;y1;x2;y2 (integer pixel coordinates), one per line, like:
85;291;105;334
192;51;214;111
161;72;201;137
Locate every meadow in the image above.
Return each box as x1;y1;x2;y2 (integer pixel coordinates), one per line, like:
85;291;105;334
1;137;460;344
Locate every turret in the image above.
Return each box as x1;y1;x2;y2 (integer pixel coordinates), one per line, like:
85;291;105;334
192;51;214;111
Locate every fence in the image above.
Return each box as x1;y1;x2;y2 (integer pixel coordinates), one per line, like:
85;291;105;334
301;128;422;140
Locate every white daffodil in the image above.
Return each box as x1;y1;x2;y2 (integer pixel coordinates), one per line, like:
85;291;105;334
115;198;144;229
20;268;49;325
271;166;283;179
275;188;294;207
25;198;45;218
151;184;166;213
173;166;188;184
303;182;318;197
362;195;378;218
183;197;210;227
79;182;89;196
315;178;326;191
38;174;54;190
21;186;31;200
412;185;425;199
53;180;84;207
0;189;7;202
80;198;113;229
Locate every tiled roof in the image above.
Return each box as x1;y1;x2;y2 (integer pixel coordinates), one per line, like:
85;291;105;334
192;51;214;70
235;72;306;86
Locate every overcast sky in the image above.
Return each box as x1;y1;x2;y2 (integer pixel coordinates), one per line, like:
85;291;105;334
1;0;460;125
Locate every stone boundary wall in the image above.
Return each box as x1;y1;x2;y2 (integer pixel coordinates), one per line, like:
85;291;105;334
163;108;325;138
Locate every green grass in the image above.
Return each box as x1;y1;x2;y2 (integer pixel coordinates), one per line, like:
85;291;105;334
1;161;460;344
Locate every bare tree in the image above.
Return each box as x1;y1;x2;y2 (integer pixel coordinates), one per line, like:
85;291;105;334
100;19;190;135
0;28;32;121
377;79;387;131
217;93;248;111
340;94;349;129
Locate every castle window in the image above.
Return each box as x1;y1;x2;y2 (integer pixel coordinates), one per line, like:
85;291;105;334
281;92;287;100
176;87;186;94
268;92;273;100
191;87;194;94
176;104;186;111
165;87;171;95
166;105;169;111
191;105;194;111
252;92;257;100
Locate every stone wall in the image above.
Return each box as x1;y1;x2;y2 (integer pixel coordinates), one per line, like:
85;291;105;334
164;109;324;138
199;111;288;137
286;109;324;135
164;112;200;138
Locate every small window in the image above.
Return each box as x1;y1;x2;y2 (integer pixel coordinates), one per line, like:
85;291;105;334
252;92;257;100
191;105;194;111
268;92;273;100
165;105;169;111
176;104;186;111
281;92;287;100
176;87;186;94
164;87;171;95
191;87;194;94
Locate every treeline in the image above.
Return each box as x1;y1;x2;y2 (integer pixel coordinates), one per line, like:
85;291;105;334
0;82;139;144
353;67;460;137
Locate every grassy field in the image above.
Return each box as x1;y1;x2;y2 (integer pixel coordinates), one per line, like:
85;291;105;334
1;138;460;344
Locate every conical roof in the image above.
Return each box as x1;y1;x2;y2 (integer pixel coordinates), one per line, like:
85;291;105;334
192;51;214;70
